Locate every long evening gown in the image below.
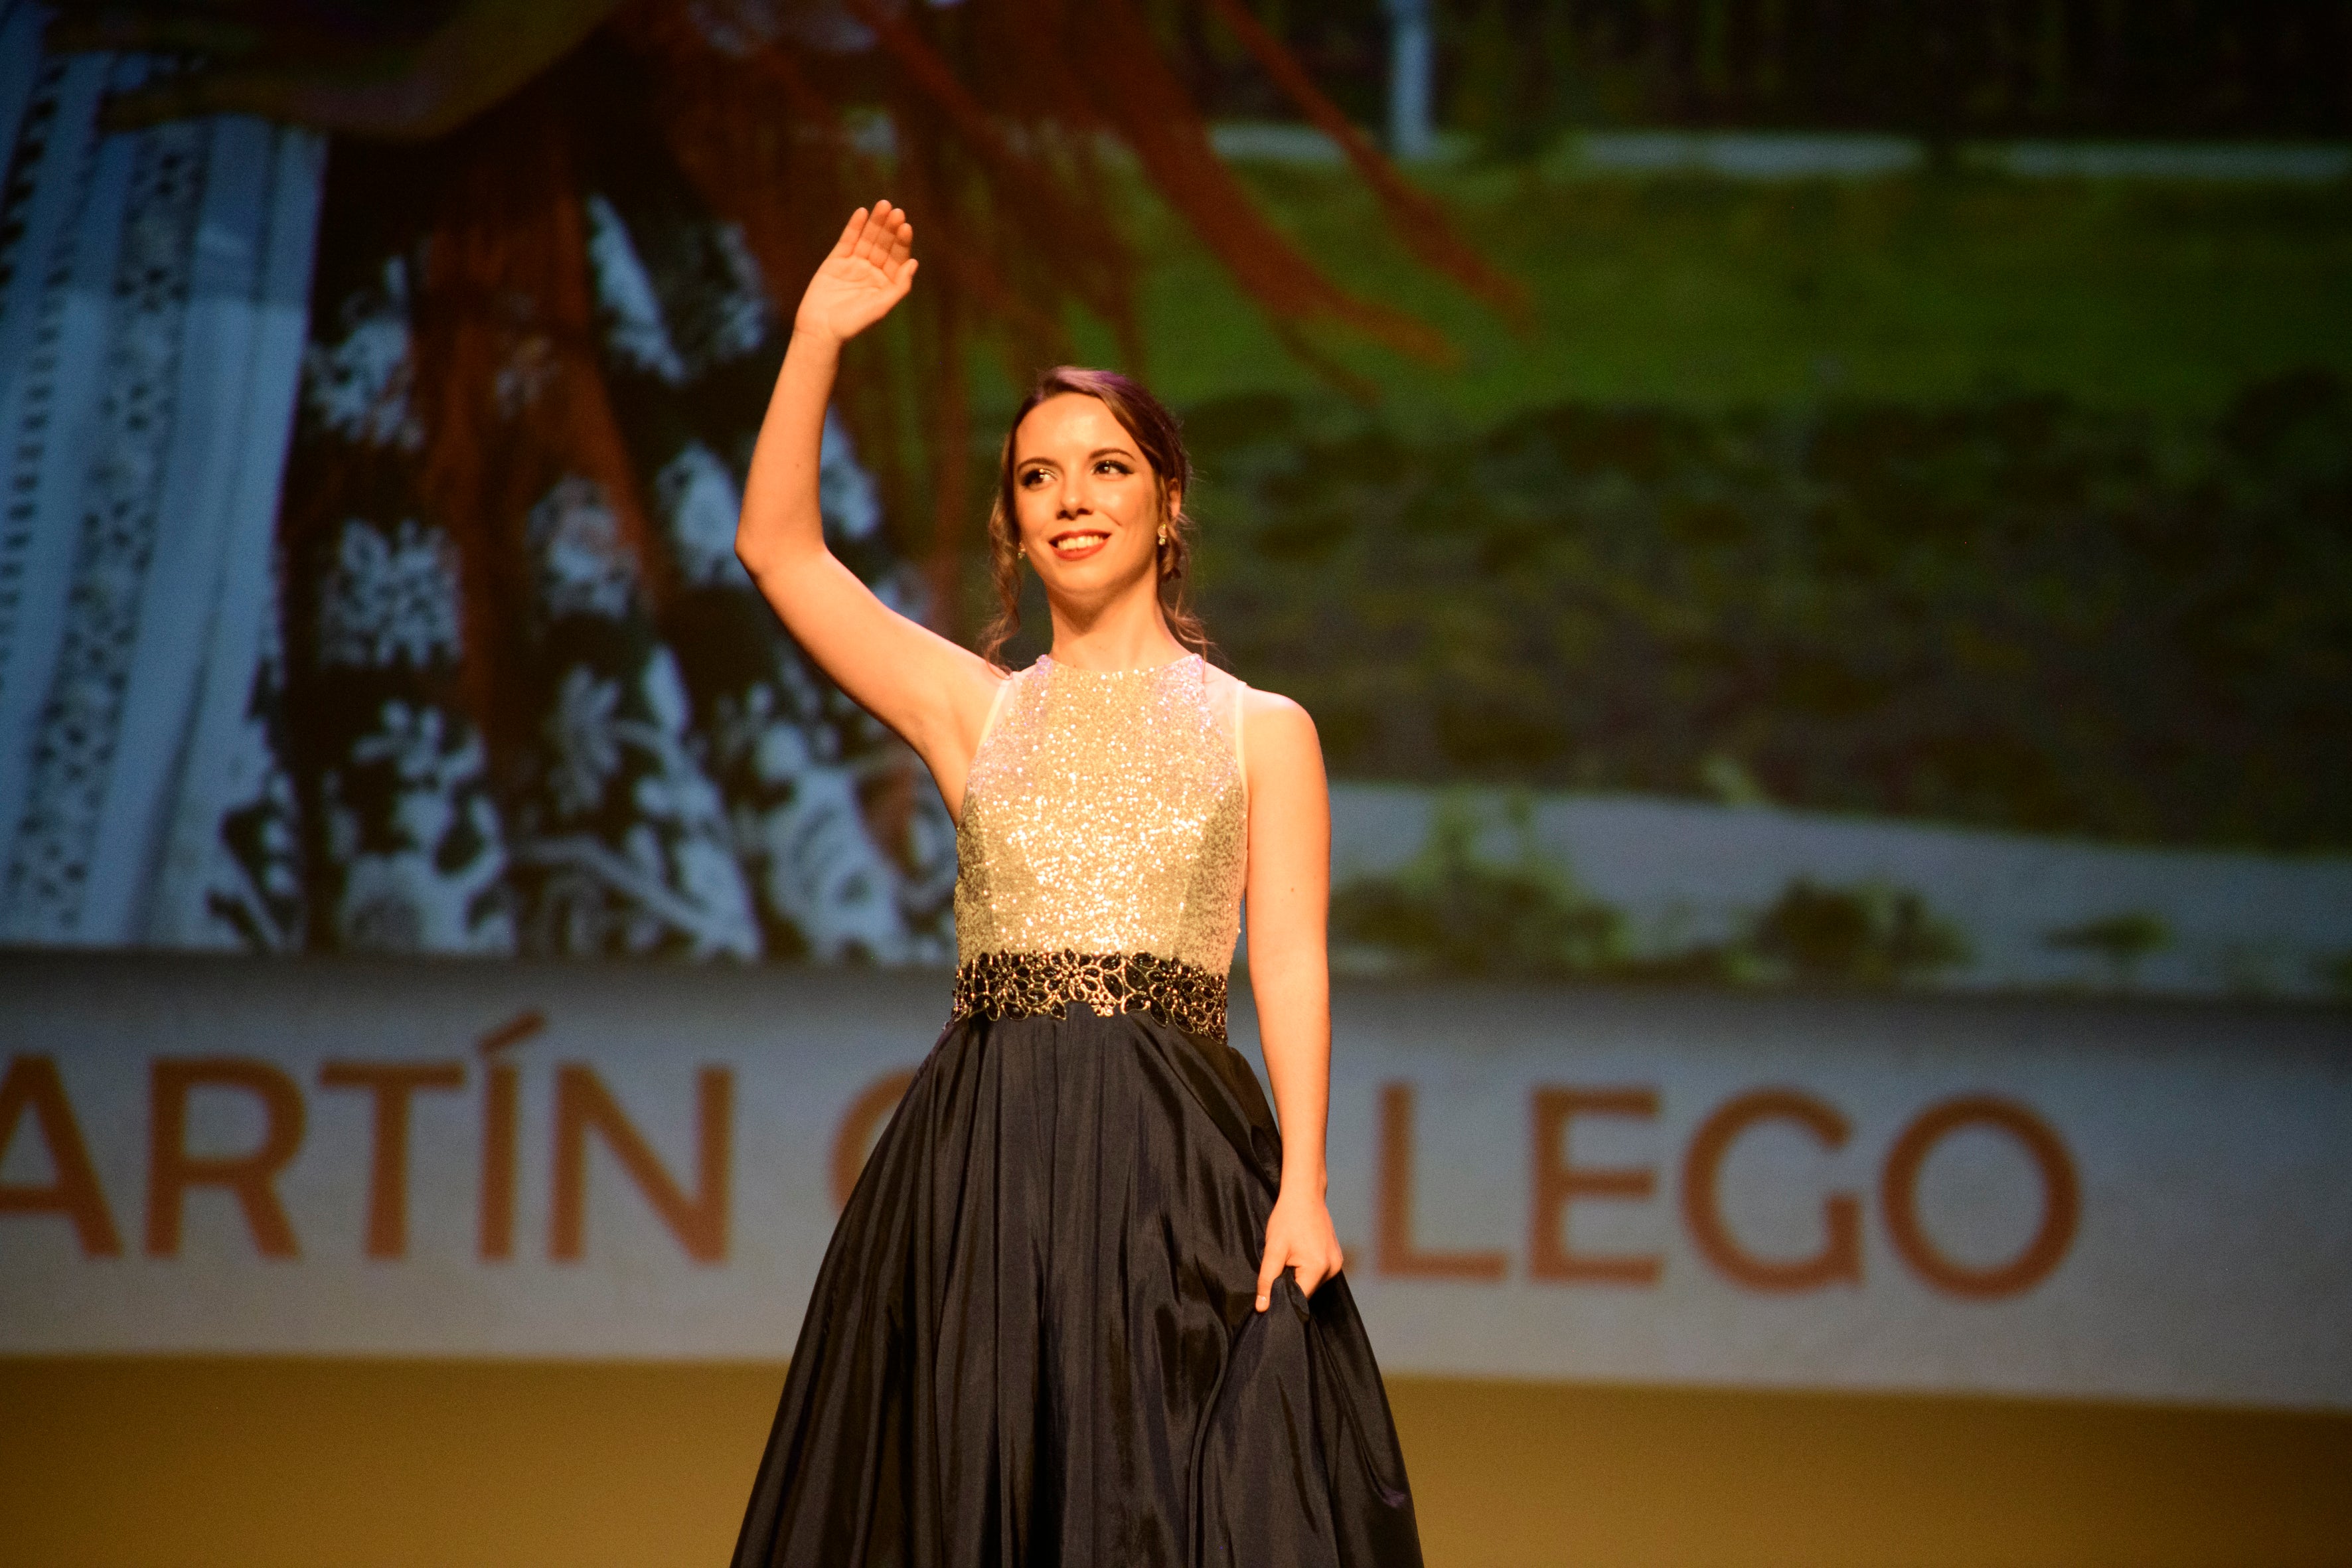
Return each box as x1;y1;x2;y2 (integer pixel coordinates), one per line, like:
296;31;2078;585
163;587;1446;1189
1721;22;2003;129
732;653;1423;1568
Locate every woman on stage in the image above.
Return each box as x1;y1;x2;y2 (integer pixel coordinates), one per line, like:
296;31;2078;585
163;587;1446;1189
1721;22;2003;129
730;200;1423;1568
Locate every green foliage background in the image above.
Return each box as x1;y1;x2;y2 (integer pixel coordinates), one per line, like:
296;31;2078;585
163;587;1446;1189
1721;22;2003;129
955;123;2352;861
1185;371;2351;851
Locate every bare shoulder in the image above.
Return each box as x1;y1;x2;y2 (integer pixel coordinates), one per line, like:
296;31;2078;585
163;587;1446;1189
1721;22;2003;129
1229;680;1324;793
945;644;1011;721
1228;681;1328;860
1204;665;1311;730
961;646;1014;694
911;645;1014;820
1239;684;1316;738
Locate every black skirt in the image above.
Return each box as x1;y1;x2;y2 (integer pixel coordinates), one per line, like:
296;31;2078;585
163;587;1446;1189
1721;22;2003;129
731;1002;1425;1568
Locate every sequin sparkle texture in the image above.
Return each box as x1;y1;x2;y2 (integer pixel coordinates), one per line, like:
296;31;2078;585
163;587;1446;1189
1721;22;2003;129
953;654;1247;1039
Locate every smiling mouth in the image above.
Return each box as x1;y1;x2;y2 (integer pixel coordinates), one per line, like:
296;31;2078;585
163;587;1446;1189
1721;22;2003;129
1047;530;1110;558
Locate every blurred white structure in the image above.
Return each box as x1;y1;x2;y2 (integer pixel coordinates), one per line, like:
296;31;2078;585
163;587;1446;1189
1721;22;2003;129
0;6;325;946
1331;783;2352;1002
1383;0;1433;163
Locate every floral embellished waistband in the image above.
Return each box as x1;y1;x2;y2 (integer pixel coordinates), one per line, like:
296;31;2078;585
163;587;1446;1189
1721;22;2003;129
951;949;1229;1043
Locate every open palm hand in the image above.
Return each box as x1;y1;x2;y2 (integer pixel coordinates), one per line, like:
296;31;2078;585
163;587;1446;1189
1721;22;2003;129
796;202;919;349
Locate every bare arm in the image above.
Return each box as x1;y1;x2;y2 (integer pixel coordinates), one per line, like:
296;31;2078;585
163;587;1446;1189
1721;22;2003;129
1242;691;1346;1311
738;203;1001;812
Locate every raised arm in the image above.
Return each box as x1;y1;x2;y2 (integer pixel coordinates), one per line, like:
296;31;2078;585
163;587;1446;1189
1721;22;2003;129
1241;690;1347;1312
738;202;1002;813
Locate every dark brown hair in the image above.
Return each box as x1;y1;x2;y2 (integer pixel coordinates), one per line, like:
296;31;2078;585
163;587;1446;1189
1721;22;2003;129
977;366;1206;668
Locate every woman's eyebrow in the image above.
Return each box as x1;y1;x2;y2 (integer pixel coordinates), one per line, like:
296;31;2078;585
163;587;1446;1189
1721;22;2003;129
1016;446;1137;467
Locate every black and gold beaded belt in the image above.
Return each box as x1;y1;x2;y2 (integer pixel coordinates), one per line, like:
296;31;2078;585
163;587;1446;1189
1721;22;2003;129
951;949;1229;1044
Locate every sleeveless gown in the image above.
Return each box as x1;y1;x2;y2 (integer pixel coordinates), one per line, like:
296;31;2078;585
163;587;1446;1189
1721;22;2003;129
732;653;1423;1568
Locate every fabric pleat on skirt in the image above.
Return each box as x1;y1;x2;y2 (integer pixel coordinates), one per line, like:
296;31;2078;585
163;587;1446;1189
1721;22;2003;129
731;1002;1423;1568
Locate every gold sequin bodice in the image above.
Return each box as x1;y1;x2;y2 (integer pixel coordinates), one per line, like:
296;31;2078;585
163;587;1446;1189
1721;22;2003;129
951;653;1246;1040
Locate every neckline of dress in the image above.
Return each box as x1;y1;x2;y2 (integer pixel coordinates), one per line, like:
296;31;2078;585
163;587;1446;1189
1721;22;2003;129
1036;651;1200;678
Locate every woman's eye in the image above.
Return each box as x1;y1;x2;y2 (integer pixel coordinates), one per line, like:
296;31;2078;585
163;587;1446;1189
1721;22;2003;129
1097;460;1130;475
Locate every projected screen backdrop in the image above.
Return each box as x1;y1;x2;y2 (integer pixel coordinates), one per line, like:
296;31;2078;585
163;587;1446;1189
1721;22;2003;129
1;0;2348;1415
